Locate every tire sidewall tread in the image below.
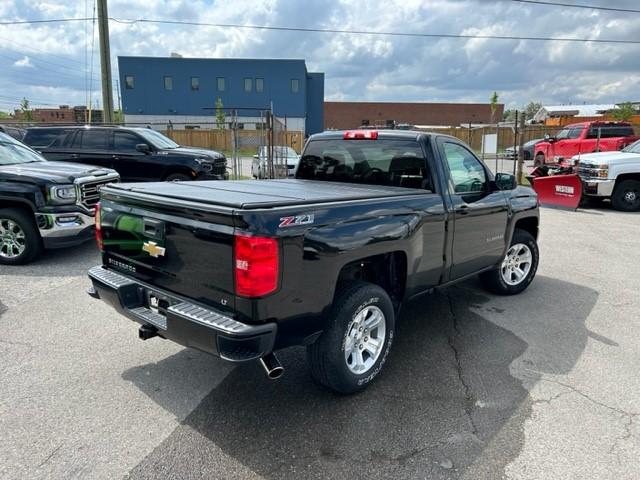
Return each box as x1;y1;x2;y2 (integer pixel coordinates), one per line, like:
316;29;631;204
480;228;539;295
307;281;395;394
0;207;42;265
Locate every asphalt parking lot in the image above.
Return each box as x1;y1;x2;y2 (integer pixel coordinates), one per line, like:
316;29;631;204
1;205;639;480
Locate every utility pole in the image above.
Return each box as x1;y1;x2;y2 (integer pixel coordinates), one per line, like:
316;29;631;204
97;0;114;123
516;112;526;184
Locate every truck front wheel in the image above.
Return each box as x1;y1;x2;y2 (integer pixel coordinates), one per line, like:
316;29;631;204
611;180;640;212
0;208;43;265
534;153;545;166
480;229;539;295
307;281;395;394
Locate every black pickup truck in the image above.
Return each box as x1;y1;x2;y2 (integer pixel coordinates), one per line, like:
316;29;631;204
0;132;119;264
88;129;539;393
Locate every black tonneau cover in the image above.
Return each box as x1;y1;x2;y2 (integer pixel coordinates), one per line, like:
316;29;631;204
106;179;425;209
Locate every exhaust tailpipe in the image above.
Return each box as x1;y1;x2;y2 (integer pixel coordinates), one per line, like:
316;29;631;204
259;353;284;380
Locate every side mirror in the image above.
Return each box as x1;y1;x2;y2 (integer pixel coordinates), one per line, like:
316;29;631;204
495;173;517;191
136;143;151;153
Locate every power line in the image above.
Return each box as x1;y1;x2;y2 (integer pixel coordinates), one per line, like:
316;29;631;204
0;18;92;26
109;17;640;45
2;15;639;44
511;0;640;13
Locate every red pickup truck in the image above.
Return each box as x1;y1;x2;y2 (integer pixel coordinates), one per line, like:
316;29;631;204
534;121;638;165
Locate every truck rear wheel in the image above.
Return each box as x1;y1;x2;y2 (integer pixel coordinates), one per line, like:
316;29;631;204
480;229;539;295
534;153;545;167
307;281;395;394
0;208;42;265
611;180;640;212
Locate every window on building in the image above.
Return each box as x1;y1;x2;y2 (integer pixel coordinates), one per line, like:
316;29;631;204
125;75;134;89
164;76;173;90
244;78;253;93
217;77;225;92
361;119;370;126
291;78;299;93
256;78;264;93
191;77;200;91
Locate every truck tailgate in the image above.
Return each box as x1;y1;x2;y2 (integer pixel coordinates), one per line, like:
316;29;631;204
98;196;235;313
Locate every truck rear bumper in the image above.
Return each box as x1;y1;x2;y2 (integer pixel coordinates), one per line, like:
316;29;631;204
87;265;276;362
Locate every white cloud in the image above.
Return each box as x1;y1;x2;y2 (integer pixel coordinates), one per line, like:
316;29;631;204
0;0;639;111
13;55;33;68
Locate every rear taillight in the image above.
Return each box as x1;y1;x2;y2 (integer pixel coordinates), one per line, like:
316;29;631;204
95;202;103;251
234;234;279;298
344;130;378;140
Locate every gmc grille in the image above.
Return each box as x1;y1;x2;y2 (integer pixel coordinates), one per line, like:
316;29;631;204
78;179;114;209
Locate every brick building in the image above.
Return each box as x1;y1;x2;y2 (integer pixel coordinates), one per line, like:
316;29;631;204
13;105;103;124
324;101;504;130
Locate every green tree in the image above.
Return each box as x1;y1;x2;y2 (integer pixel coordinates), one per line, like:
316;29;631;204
20;97;33;121
523;101;543;121
215;98;225;130
0;111;10;119
610;102;635;121
490;91;499;123
502;109;517;121
113;110;124;124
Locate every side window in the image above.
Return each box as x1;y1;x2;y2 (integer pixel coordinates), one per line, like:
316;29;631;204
568;128;583;139
443;143;487;194
78;130;108;150
113;132;142;152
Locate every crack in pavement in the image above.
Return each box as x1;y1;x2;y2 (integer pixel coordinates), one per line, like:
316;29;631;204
37;443;63;468
522;370;639;459
445;290;479;437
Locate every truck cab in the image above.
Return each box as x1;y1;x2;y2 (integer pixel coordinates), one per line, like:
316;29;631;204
534;121;637;165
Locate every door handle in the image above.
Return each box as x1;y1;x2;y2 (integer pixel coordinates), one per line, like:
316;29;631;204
457;205;470;215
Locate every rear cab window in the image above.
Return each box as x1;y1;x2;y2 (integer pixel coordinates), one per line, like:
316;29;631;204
296;137;435;191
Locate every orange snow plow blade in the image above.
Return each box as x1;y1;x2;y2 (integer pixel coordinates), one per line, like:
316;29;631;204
532;174;582;210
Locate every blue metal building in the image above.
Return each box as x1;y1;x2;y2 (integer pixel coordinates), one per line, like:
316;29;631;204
117;56;324;134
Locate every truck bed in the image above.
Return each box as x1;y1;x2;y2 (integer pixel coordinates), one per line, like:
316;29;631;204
107;179;425;209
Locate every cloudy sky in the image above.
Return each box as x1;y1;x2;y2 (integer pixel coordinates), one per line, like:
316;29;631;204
0;0;639;112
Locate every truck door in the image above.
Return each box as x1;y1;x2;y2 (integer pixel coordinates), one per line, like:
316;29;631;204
437;139;509;279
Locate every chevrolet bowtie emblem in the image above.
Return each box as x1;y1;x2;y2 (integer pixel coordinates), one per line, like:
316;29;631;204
142;241;166;258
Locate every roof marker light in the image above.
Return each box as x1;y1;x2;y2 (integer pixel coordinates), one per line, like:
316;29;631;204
343;130;378;140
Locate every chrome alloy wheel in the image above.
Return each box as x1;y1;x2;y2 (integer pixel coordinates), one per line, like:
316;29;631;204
500;243;533;286
0;218;26;259
344;305;386;374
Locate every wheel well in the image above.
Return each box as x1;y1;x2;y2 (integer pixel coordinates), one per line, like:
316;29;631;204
335;252;407;309
0;200;35;215
514;217;538;240
162;168;195;180
615;173;640;186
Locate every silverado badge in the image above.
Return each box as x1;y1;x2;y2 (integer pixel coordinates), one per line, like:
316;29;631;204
142;241;166;258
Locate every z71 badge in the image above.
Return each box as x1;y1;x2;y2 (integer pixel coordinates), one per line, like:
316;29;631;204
279;214;315;228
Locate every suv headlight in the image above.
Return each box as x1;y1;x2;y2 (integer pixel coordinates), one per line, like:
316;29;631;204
194;157;213;172
49;185;77;204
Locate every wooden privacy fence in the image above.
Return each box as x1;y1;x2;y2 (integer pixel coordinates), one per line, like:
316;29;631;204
163;129;305;153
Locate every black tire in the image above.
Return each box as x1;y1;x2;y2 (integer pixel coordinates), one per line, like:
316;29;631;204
534;153;545;167
0;208;43;265
480;229;539;295
611;180;640;212
307;281;395;394
165;173;191;182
